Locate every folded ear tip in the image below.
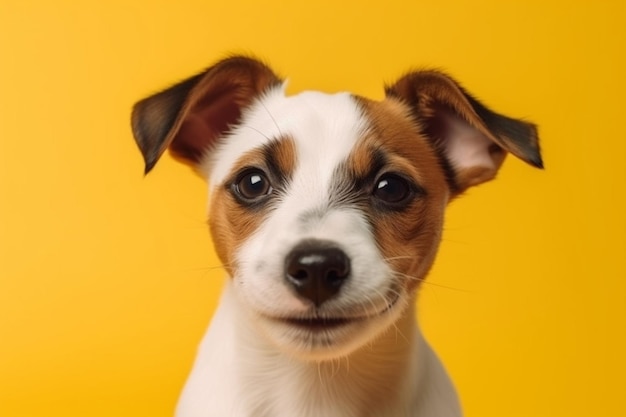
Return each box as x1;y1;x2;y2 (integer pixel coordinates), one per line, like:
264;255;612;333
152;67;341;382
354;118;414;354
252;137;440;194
143;153;159;174
143;163;154;175
529;152;544;169
525;123;544;169
519;140;544;170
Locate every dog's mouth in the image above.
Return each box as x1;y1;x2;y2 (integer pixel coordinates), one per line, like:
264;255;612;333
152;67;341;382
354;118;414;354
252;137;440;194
274;293;401;331
282;316;353;330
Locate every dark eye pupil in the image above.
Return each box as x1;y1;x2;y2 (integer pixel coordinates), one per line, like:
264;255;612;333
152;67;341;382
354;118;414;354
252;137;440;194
237;171;271;199
374;175;410;203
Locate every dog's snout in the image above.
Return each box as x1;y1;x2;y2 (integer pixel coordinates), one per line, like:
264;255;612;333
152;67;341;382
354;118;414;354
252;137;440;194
285;240;350;307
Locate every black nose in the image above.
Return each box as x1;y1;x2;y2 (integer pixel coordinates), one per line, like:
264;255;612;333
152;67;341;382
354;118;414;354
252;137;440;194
285;239;351;307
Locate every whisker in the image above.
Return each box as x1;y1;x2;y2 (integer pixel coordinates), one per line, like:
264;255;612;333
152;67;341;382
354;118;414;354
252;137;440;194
391;321;410;345
383;255;415;262
358;290;384;317
184;263;229;273
260;100;283;137
331;357;341;379
392;270;469;293
372;287;392;305
242;125;272;141
317;360;325;386
179;262;234;281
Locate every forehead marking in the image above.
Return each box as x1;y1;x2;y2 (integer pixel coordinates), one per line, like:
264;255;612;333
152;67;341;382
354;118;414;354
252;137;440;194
227;137;297;185
208;86;368;191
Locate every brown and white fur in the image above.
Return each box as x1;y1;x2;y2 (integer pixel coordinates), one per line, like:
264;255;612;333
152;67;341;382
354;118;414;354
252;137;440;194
131;57;542;417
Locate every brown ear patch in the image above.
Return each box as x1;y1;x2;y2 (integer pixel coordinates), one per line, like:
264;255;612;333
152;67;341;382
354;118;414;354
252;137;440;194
131;56;282;174
386;70;542;194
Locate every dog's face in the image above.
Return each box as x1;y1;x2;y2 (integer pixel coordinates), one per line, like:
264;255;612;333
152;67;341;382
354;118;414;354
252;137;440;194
131;57;542;360
206;90;449;358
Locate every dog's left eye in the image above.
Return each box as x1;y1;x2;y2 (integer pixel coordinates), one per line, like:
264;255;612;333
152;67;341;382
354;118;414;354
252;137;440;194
235;170;272;201
373;174;412;204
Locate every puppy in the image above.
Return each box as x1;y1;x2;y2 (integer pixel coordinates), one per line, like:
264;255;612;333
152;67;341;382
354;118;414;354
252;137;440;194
131;56;542;417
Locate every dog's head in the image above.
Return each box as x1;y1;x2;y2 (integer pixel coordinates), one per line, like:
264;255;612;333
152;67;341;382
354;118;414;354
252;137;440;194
132;57;542;360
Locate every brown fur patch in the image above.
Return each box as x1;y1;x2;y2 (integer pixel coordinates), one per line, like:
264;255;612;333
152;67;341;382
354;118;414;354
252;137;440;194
386;70;542;190
352;97;451;291
208;137;296;276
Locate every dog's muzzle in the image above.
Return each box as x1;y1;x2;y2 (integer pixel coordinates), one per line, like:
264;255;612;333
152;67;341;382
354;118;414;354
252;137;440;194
284;239;350;307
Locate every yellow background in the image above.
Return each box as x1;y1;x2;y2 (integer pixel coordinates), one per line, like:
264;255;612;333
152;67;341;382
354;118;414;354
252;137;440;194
1;1;624;416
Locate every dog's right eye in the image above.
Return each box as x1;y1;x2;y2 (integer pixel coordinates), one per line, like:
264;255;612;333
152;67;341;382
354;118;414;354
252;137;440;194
234;170;273;201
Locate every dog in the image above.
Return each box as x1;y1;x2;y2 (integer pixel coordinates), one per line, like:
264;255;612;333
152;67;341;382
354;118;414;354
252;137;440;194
131;56;542;417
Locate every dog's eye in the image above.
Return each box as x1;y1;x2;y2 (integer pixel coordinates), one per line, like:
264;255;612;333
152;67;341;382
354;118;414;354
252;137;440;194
235;170;272;200
373;174;412;204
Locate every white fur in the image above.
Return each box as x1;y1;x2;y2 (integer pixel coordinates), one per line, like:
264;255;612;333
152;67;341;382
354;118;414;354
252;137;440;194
180;88;462;417
177;283;461;417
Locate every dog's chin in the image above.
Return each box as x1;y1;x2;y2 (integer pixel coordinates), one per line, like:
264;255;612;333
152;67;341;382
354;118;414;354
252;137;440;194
256;294;404;361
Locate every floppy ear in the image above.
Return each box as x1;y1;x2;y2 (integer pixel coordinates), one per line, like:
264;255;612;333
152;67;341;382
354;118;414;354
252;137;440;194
386;71;542;194
131;56;282;174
